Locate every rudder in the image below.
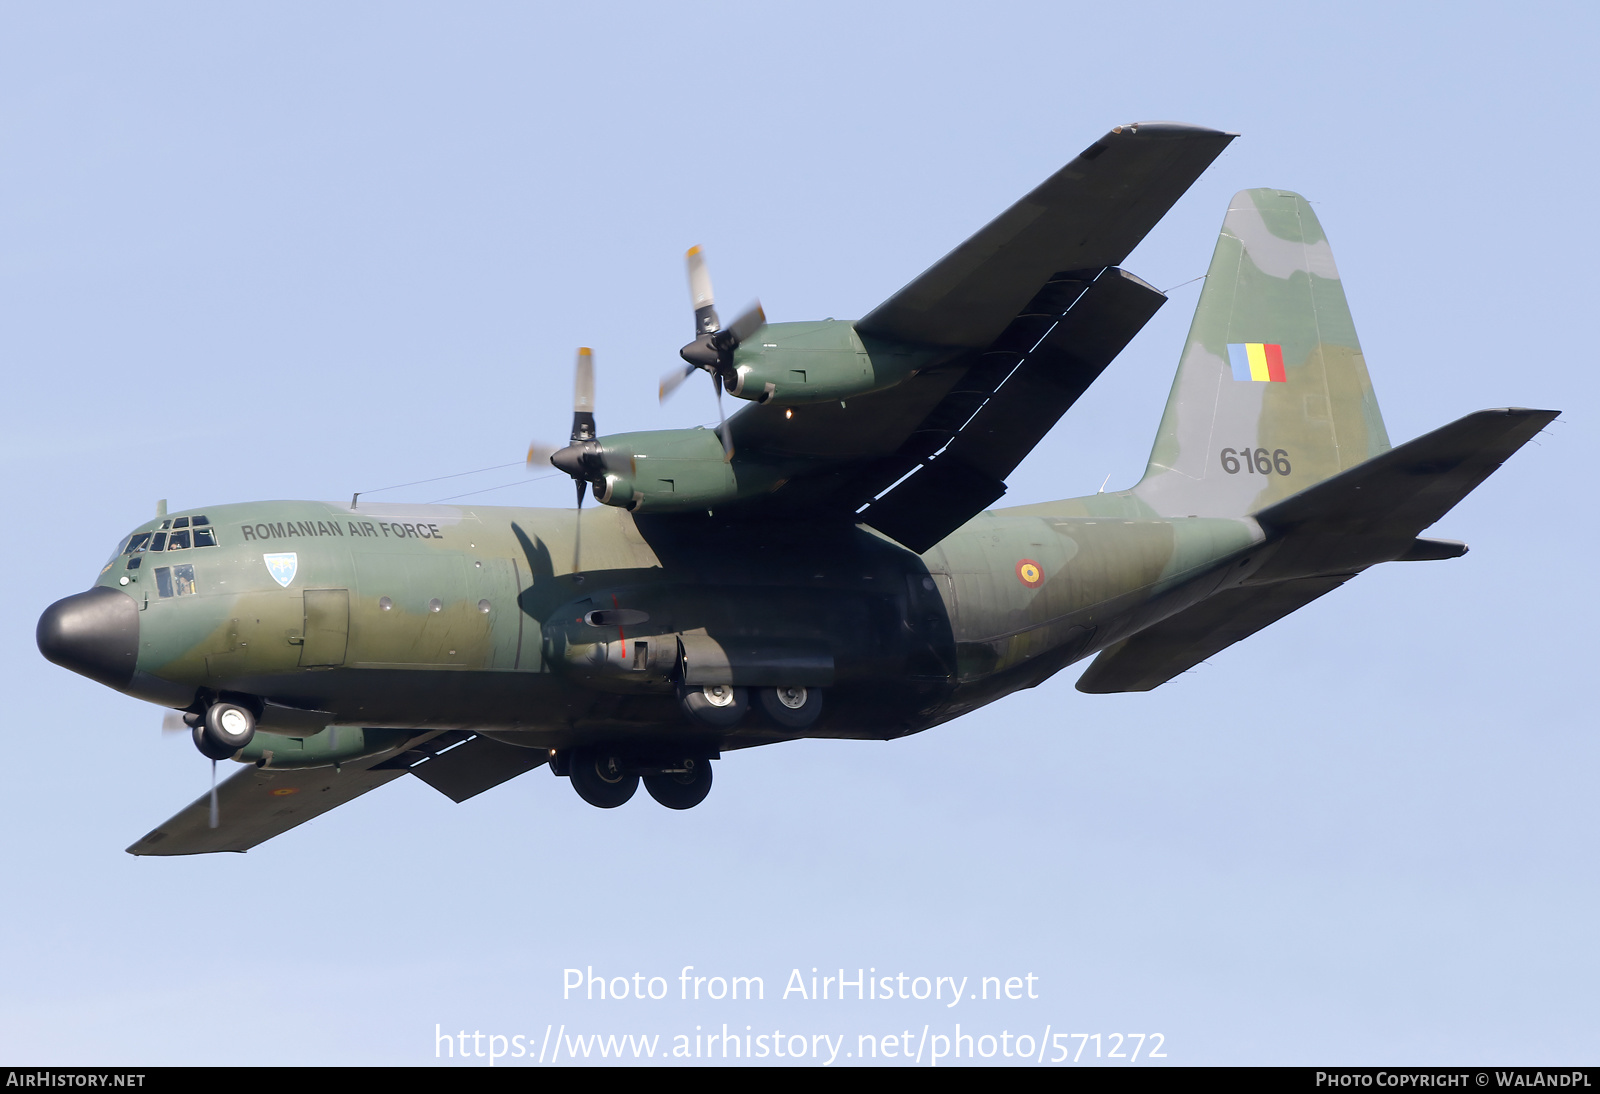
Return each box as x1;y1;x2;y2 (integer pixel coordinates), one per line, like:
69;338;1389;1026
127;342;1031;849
1134;189;1390;518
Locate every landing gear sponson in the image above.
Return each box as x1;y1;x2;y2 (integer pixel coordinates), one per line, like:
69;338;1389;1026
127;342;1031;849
552;683;824;809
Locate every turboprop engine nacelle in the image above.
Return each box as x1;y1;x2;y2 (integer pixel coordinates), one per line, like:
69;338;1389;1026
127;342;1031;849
725;320;941;405
586;427;785;513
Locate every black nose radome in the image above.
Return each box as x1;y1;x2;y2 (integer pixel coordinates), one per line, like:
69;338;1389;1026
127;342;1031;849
37;587;139;691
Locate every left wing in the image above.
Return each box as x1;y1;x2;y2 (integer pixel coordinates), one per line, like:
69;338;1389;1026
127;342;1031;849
856;122;1234;350
720;123;1230;549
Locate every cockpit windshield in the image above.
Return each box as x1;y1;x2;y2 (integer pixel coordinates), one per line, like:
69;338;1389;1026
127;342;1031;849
106;516;220;575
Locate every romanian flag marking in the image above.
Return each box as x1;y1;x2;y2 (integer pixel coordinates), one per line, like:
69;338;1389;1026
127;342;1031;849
1227;343;1286;383
1017;559;1043;588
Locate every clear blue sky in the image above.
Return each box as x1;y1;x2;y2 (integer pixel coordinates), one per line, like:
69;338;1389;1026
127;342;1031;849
3;1;1595;1066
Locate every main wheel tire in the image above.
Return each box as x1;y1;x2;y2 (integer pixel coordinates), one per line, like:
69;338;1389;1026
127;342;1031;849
194;702;255;758
192;724;236;760
758;685;824;729
568;749;639;808
644;758;713;810
677;683;749;729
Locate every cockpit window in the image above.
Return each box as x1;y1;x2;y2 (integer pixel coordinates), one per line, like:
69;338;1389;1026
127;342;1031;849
125;533;152;555
158;520;172;530
167;530;191;550
150;532;168;552
173;517;190;529
101;535;131;575
194;527;216;547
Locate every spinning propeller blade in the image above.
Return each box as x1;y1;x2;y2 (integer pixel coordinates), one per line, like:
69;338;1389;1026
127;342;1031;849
674;248;764;447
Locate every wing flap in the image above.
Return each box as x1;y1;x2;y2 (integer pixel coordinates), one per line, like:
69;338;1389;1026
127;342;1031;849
857;122;1234;349
859;268;1167;552
1075;575;1354;694
380;732;548;804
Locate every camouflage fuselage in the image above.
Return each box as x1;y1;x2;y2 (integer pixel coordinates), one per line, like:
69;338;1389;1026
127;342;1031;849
98;496;1262;755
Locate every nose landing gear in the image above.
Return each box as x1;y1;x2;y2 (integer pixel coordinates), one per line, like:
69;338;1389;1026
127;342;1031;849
189;701;257;760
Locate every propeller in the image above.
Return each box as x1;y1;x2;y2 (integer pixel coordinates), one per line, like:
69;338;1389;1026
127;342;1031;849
535;347;604;573
660;246;764;459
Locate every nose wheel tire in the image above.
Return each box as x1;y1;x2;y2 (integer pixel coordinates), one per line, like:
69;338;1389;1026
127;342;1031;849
568;749;639;808
193;702;256;759
677;683;749;729
644;759;713;810
758;685;824;729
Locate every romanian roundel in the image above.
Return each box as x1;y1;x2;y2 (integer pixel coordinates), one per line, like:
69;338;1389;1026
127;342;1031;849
1016;559;1044;588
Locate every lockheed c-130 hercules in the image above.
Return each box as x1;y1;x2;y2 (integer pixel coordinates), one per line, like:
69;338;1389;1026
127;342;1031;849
37;121;1555;856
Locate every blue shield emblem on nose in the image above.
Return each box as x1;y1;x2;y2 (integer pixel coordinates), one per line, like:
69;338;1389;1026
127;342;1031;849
263;552;298;588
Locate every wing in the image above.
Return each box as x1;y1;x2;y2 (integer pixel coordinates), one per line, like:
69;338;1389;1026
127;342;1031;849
856;121;1236;351
126;731;547;855
727;122;1234;548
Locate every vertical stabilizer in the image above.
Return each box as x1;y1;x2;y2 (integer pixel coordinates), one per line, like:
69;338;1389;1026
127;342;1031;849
1134;189;1389;517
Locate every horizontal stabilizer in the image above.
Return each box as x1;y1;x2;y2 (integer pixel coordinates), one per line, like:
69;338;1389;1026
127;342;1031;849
1254;407;1557;538
1079;407;1556;693
1075;575;1353;693
1246;408;1556;581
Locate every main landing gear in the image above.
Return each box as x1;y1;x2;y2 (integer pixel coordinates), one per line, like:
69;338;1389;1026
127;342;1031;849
677;684;824;730
555;748;715;811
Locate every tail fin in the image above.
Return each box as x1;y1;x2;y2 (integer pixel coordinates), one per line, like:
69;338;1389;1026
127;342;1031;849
1134;189;1390;518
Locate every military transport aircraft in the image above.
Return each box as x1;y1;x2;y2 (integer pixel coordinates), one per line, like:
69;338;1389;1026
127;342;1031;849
37;121;1555;856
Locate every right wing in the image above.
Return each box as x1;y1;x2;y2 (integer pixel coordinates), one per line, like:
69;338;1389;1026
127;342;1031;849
126;731;547;856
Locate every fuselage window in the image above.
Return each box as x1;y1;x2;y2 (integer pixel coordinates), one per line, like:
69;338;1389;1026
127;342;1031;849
154;564;197;598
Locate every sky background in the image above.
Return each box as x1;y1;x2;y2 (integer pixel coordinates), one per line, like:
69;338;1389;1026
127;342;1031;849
2;1;1595;1067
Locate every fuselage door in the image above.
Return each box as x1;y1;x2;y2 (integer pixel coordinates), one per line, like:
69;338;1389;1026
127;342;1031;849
300;588;350;667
